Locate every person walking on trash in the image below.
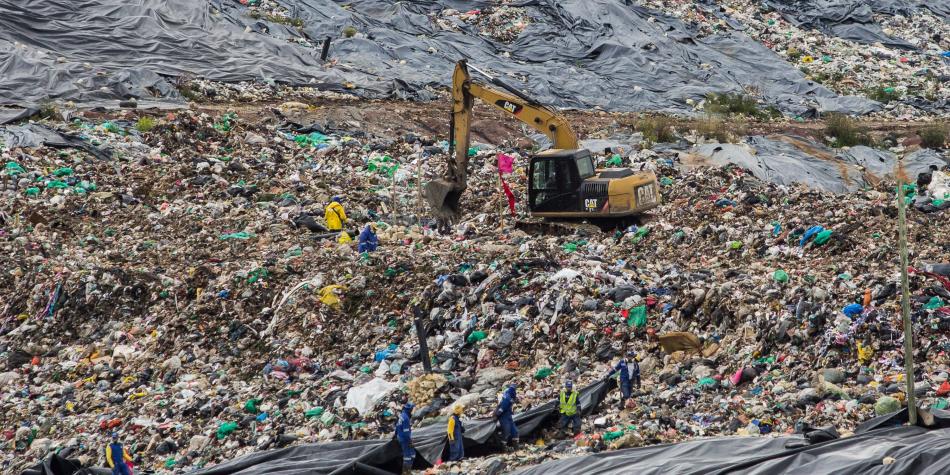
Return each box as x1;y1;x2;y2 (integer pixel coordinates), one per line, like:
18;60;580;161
495;383;519;450
558;380;581;436
608;351;640;408
358;223;379;253
324;196;348;231
446;404;465;461
105;432;133;475
395;402;415;474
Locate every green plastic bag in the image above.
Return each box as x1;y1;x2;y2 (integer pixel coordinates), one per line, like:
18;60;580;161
25;187;40;196
603;429;625;441
219;231;254;240
305;407;325;418
773;269;789;283
934;399;949;410
216;422;238;440
244;398;261;414
319;412;336;426
628;305;647;328
697;377;716;388
294;132;327;147
728;240;743;250
813;229;833;245
631;226;650;243
46;180;69;189
467;331;487;343
247;268;268;283
76;181;96;192
534;367;553;380
5;161;26;175
562;242;578;253
606;154;622;166
52;167;73;177
925;297;945;310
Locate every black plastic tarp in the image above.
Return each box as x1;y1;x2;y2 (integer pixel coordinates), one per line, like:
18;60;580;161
188;378;612;475
515;408;950;475
763;1;948;47
0;124;113;160
0;0;879;124
692;135;950;193
693;135;870;193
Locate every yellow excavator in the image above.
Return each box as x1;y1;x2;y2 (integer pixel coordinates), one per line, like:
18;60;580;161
425;60;660;225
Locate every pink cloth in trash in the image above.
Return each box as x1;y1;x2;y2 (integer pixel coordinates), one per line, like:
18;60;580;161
730;368;743;385
497;153;514;174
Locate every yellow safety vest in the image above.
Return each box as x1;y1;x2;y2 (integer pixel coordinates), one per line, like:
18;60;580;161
559;390;578;416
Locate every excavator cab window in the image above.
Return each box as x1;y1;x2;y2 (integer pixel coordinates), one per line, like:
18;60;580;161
530;154;582;212
575;154;594;179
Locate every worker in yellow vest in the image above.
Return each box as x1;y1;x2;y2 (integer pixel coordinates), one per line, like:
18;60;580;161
558;380;581;436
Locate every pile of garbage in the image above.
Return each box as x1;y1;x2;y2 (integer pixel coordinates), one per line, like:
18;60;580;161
638;0;950;118
1;104;949;474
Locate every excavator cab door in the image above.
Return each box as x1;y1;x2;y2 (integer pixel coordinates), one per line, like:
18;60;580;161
529;150;591;213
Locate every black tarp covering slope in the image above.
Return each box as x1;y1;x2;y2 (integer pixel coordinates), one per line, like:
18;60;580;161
763;0;948;47
515;407;950;475
0;0;878;123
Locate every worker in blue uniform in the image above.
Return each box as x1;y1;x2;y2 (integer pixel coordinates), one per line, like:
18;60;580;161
495;384;519;451
395;402;415;474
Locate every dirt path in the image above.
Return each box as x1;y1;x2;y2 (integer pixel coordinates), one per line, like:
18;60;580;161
187;97;934;146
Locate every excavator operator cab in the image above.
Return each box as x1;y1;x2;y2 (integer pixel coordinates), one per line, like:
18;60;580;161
529;149;595;213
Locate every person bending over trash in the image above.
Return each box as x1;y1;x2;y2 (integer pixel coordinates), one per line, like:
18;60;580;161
358;223;379;253
395;402;415;474
446;404;465;461
559;380;581;436
495;384;519;450
325;196;348;231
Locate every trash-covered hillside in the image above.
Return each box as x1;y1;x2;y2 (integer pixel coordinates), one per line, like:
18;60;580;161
2;1;950;475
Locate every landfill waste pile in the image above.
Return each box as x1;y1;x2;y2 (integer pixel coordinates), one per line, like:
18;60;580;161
2;0;950;474
637;0;950;119
1;101;949;475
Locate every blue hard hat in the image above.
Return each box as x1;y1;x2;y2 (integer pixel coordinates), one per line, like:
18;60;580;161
331;195;343;203
565;380;573;388
404;402;415;411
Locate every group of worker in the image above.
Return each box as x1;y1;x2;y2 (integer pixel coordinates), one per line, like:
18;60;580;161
394;353;641;472
324;196;378;253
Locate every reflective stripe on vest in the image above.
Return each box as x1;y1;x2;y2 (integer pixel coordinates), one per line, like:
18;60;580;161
559;390;578;416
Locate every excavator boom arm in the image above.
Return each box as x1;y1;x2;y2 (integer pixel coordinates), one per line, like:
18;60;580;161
427;60;579;217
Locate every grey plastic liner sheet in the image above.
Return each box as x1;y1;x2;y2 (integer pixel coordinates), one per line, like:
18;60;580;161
0;0;879;124
692;135;949;193
839;146;948;180
0;124;112;160
693;135;869;193
516;408;950;475
763;1;948;47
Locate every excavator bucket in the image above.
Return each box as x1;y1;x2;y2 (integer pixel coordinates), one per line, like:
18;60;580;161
424;179;463;218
